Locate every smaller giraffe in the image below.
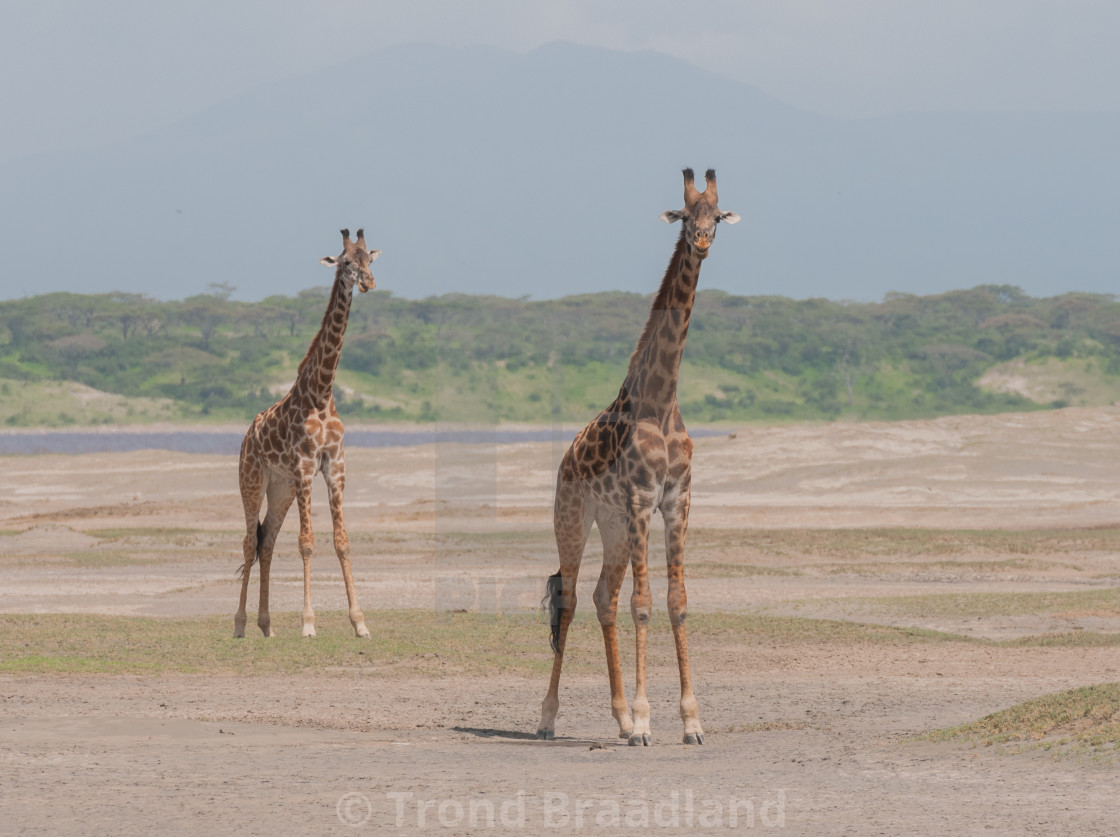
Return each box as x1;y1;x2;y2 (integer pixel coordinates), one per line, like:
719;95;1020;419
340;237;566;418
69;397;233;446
234;228;379;639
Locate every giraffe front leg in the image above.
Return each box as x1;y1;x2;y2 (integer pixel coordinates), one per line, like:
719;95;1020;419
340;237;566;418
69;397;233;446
324;457;369;638
596;568;635;740
628;510;653;747
295;480;317;637
665;495;704;744
595;518;634;739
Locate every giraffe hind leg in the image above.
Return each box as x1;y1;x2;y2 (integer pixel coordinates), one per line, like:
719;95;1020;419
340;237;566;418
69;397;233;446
256;479;295;638
234;462;265;638
237;520;264;582
543;570;564;653
537;477;592;740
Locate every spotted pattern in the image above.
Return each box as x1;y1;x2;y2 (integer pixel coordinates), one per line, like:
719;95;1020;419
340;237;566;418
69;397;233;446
539;170;737;746
234;230;377;640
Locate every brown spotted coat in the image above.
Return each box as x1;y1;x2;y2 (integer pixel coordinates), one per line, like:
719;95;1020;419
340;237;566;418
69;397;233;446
538;169;740;746
234;229;380;639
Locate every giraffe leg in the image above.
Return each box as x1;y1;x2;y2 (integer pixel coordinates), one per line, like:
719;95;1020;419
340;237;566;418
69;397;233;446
537;476;592;740
593;514;634;739
323;455;369;638
234;452;264;638
664;485;704;744
627;505;654;746
256;478;295;638
295;475;317;638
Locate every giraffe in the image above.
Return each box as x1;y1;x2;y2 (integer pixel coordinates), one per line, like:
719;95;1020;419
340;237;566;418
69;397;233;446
234;228;380;639
537;169;740;745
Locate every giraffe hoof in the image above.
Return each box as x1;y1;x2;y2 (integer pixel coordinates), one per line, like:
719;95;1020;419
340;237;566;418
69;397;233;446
684;733;706;745
619;729;634;740
628;733;651;747
537;729;555;740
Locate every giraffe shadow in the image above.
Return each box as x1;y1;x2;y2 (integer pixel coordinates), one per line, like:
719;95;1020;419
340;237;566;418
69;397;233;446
451;726;605;747
451;726;540;741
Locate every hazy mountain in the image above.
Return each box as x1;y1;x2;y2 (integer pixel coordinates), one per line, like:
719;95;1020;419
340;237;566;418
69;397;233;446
1;42;1117;302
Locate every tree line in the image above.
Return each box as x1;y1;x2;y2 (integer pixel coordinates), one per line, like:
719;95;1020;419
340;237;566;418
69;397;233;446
1;284;1118;424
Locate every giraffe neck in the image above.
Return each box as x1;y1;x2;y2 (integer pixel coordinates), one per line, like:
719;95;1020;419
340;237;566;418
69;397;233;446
294;273;354;409
622;229;703;415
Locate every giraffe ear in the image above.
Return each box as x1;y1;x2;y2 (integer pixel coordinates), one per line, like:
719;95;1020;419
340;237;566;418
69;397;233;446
660;210;684;224
319;256;338;266
719;210;742;225
368;249;380;262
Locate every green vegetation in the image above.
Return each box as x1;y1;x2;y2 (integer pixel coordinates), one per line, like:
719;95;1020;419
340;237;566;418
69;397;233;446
0;611;567;676
927;683;1120;760
712;527;1120;560
686;528;1120;580
0;610;1114;677
808;586;1120;620
2;284;1120;425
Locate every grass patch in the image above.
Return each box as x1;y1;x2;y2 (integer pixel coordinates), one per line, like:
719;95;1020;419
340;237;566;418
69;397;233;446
0;378;181;427
732;528;1120;561
84;527;206;541
0;610;977;677
688;561;801;578
815;557;1060;576
1;611;1115;677
0;611;565;676
926;682;1120;760
63;550;160;568
820;586;1120;620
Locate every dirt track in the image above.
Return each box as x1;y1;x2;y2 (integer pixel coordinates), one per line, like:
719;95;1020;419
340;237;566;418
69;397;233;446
2;408;1120;834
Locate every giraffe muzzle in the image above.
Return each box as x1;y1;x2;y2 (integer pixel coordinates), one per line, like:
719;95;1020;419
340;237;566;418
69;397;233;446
357;276;375;293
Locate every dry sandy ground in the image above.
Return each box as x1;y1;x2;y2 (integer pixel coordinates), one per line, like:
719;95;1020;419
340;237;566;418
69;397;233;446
2;407;1120;834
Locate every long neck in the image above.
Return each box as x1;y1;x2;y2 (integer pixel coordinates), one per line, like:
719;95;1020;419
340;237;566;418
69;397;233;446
294;273;354;408
622;229;704;412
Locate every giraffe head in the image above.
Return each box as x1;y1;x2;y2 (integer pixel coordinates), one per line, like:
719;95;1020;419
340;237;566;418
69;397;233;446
319;228;380;293
659;169;740;259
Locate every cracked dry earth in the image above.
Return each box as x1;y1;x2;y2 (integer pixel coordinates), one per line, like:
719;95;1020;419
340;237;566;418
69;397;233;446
2;407;1120;834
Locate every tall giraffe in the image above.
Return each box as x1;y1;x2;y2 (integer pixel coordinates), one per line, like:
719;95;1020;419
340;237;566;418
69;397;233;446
537;169;740;745
234;228;380;639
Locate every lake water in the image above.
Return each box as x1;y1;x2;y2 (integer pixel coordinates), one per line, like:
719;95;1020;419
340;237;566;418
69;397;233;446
0;427;725;455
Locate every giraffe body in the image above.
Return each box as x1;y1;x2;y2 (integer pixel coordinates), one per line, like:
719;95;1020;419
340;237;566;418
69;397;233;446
234;229;380;639
538;170;739;745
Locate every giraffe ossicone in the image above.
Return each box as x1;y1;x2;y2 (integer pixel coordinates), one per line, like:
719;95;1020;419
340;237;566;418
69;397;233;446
537;168;739;746
234;227;380;640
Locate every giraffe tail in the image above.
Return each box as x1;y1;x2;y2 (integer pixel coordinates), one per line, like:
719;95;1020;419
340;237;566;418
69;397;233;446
542;570;564;654
236;521;265;580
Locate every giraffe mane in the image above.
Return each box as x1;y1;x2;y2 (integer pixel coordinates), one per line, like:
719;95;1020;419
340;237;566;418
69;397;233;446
627;227;689;372
295;273;349;382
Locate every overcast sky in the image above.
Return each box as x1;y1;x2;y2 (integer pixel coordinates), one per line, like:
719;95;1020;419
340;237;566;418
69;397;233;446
4;0;1120;165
